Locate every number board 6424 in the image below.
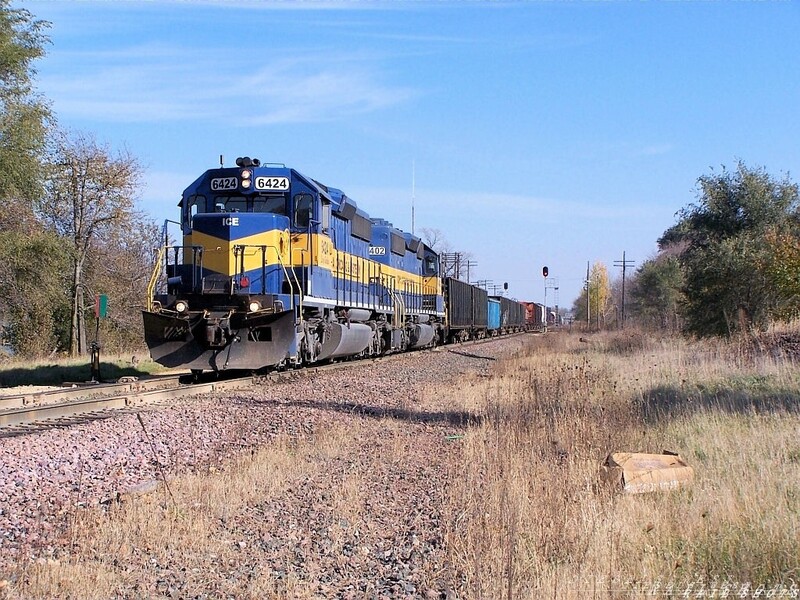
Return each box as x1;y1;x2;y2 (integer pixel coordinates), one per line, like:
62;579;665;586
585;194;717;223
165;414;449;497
255;177;290;191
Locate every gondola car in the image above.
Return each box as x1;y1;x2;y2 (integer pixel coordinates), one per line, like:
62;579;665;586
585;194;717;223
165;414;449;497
443;277;488;342
491;295;526;333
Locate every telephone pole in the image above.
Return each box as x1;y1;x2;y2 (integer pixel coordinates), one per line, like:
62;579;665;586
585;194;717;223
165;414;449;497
613;251;635;330
585;261;590;328
411;159;416;235
465;260;478;283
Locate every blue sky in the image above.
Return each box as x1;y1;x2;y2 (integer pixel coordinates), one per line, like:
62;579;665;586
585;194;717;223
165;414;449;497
25;0;800;308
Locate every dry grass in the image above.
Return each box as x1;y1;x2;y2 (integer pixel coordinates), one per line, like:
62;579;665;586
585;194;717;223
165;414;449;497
441;330;800;598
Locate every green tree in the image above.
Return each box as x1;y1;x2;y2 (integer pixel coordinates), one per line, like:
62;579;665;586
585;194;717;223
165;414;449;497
628;255;685;331
663;161;799;335
763;228;800;321
0;2;64;356
0;1;50;222
0;230;70;355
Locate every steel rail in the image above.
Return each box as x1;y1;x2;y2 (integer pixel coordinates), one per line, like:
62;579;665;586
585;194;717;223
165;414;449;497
0;377;253;428
0;331;533;430
0;375;185;411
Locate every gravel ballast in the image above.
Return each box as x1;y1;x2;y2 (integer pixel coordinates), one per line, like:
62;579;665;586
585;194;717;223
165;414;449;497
0;337;526;597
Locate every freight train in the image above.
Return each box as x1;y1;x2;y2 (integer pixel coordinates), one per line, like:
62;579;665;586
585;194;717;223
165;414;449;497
142;157;545;374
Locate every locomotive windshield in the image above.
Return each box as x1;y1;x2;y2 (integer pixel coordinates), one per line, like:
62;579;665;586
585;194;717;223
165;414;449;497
212;194;286;215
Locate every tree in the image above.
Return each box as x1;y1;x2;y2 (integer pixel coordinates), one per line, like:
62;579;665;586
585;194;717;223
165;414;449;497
664;161;799;335
39;131;144;356
589;262;611;329
0;229;70;355
419;227;448;253
628;255;685;331
571;262;612;330
89;212;160;352
419;226;476;281
763;228;800;321
0;1;51;224
0;2;64;356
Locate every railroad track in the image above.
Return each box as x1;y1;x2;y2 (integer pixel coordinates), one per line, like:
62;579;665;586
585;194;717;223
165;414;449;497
0;332;533;433
0;375;254;431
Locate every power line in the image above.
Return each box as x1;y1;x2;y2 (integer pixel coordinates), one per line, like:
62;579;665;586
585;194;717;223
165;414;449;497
613;251;635;330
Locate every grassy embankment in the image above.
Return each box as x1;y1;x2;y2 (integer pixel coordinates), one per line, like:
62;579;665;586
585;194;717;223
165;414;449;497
440;330;800;598
0;352;167;388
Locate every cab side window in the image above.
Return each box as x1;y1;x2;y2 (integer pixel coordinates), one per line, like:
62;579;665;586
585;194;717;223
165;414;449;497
184;194;206;232
424;255;438;276
321;199;331;232
293;193;313;228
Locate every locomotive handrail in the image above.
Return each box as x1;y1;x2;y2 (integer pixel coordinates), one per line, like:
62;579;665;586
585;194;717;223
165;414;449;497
392;290;406;328
146;246;167;312
162;245;205;293
232;243;302;314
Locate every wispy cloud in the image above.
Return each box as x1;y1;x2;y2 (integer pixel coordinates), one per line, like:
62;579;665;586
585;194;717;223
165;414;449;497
40;44;417;124
353;186;657;227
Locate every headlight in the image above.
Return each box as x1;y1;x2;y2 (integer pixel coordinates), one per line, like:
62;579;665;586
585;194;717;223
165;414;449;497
175;300;188;313
241;169;251;180
241;179;251;189
248;301;261;313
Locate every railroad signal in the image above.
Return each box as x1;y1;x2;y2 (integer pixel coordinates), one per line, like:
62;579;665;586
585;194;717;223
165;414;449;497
95;294;108;319
542;266;549;278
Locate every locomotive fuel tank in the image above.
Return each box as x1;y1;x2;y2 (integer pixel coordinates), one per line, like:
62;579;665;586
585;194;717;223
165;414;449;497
316;322;373;361
410;323;435;348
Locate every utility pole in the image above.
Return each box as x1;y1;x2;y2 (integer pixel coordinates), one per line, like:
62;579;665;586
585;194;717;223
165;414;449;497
411;159;416;235
441;252;461;279
613;251;635;330
465;260;477;283
586;261;590;328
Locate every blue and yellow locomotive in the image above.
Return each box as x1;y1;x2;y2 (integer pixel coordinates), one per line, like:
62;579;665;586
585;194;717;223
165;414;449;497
143;157;444;373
